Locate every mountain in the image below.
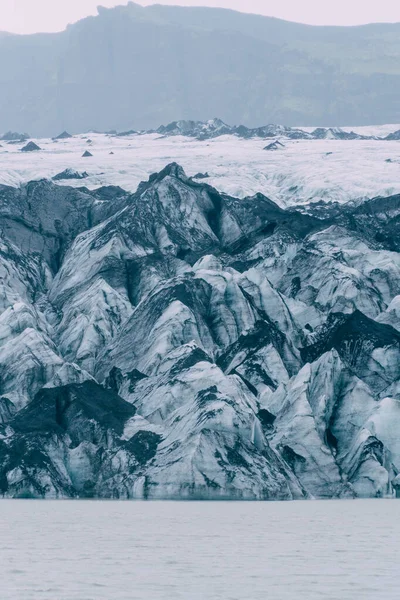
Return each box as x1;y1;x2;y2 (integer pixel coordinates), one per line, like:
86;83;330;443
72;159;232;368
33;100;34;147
1;3;400;136
0;164;400;499
154;119;378;141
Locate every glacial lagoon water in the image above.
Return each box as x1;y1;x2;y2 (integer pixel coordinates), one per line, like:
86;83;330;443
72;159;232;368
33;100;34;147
1;499;399;600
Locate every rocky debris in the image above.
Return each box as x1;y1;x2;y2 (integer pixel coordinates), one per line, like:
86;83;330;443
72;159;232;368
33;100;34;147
385;130;400;141
1;163;400;499
1;131;29;142
157;118;231;140
192;172;210;179
264;141;285;151
20;141;41;152
236;124;312;140
393;474;400;497
310;127;373;140
116;130;137;137
53;131;73;140
52;169;89;181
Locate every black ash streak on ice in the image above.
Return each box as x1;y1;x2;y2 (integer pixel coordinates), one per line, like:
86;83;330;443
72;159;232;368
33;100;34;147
0;163;400;499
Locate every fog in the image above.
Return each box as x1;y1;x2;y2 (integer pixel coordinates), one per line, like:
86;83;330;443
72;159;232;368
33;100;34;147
1;0;400;34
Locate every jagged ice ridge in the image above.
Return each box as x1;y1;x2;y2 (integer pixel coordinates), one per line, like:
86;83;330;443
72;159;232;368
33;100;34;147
0;162;400;499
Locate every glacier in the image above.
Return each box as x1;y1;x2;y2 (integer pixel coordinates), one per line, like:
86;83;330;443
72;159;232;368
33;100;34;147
0;134;400;499
1;128;400;207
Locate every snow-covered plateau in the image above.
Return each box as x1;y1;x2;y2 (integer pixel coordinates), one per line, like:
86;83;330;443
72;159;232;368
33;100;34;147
1;124;400;206
0;127;400;499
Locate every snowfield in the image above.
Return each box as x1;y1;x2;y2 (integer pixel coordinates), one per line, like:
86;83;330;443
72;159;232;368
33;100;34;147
1;130;400;207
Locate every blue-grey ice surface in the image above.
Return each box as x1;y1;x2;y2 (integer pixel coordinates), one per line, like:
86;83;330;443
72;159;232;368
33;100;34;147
0;499;399;599
2;131;400;207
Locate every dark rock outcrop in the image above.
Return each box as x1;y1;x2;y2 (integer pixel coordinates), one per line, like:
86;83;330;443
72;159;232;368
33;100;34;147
52;169;89;181
1;131;29;141
53;131;73;140
21;141;41;152
264;141;285;150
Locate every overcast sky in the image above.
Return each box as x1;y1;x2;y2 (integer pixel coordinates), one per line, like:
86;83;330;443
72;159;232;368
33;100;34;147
1;0;400;34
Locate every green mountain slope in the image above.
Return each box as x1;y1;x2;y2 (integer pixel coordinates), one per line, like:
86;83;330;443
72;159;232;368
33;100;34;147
1;2;400;136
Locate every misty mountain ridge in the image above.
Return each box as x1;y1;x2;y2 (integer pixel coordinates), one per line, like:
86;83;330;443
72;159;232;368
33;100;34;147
3;118;400;144
1;2;400;136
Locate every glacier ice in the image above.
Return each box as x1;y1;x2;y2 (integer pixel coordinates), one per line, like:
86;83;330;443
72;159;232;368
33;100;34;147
0;156;400;499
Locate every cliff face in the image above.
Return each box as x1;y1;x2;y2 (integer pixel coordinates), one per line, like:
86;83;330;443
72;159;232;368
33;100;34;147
0;164;400;499
1;3;400;136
